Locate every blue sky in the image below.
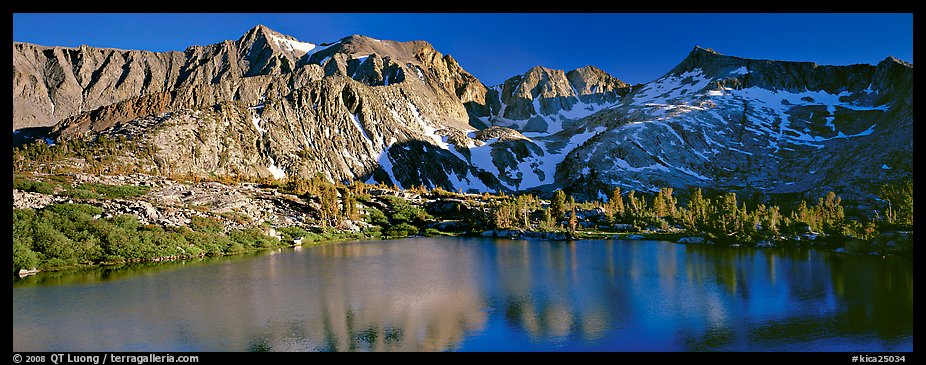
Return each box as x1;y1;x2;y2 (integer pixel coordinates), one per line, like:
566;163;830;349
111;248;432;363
13;13;913;86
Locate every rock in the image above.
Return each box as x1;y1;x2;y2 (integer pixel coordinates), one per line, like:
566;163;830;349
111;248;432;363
484;65;629;125
521;231;568;241
480;230;497;238
871;231;912;254
755;240;775;248
428;220;468;231
677;236;705;244
558;47;911;203
799;232;820;241
13;189;54;210
264;227;281;239
834;247;846;253
844;238;871;254
611;224;636;232
139;201;160;221
13;27;910;205
17;268;39;277
625;234;645;240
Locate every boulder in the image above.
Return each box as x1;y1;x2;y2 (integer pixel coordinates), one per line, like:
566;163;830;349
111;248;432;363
139;201;161;221
871;231;912;254
755;240;776;248
844;238;871;254
799;232;820;241
13;189;54;210
522;231;568;241
611;223;636;232
677;236;705;244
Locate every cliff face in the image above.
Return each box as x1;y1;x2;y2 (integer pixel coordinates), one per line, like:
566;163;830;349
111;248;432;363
14;28;913;202
471;65;631;134
557;47;913;201
14;25;324;131
32;27;495;191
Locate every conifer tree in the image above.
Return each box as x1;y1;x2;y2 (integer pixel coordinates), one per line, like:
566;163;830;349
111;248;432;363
551;190;567;223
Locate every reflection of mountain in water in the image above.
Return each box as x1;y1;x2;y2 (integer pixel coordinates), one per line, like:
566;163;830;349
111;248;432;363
12;238;912;352
194;240;490;352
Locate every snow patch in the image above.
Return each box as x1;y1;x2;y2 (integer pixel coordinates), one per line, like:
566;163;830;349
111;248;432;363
379;154;400;189
268;33;316;55
407;102;449;149
267;160;286;180
350;113;375;149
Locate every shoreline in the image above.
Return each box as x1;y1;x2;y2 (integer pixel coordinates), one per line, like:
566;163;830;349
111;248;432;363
12;171;912;278
14;228;910;279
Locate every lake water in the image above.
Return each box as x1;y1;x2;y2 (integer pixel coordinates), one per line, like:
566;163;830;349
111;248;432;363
12;238;913;352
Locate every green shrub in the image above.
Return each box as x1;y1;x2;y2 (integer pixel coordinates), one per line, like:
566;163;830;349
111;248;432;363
65;188;102;199
229;227;278;249
384;222;419;238
277;226;310;242
12;242;40;272
226;242;246;254
41;257;76;270
47;203;103;218
183;245;203;257
422;228;450;237
190;216;225;234
364;206;390;227
14;178;57;195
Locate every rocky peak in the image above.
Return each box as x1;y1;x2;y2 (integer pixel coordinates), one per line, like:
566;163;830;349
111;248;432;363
233;25;318;76
651;46;901;95
566;66;630;97
309;34;434;66
305;34;489;115
871;56;913;105
518;66;575;99
485;64;629;123
663;46;749;78
238;25;317;56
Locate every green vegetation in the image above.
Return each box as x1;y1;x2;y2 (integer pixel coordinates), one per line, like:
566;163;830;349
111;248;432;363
66;183;150;199
13;135;158;176
11;203;289;273
13;176;57;195
487;182;911;248
15;173;149;200
879;178;914;228
376;196;434;238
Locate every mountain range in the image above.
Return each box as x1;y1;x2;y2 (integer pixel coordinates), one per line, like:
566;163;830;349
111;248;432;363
12;25;913;203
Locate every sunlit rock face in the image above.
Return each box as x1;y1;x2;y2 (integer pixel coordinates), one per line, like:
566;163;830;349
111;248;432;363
16;26;912;202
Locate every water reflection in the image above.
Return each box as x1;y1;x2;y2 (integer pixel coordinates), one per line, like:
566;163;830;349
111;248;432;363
12;238;912;351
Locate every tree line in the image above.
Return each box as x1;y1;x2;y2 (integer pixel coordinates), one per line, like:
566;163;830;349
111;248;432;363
491;180;913;245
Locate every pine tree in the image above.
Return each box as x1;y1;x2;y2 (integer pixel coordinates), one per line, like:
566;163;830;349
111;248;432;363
568;205;578;235
540;207;555;231
688;188;708;230
879;178;913;226
551;190;567;223
608;187;624;223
